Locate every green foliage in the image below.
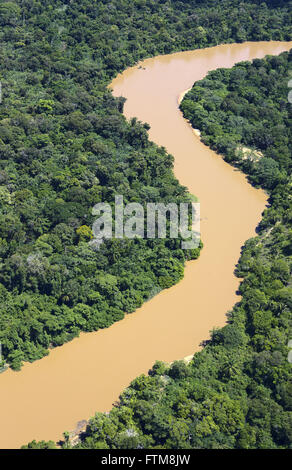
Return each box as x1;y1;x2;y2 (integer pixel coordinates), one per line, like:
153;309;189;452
21;439;56;449
5;0;290;370
0;0;291;450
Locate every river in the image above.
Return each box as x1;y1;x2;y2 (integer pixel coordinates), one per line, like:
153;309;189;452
0;41;291;448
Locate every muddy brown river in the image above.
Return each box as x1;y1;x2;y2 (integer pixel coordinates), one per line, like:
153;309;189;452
0;41;291;448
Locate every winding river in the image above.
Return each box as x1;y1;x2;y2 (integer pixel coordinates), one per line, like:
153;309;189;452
0;41;291;448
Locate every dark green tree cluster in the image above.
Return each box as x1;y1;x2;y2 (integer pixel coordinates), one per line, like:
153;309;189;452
66;51;292;450
25;46;292;450
1;0;290;369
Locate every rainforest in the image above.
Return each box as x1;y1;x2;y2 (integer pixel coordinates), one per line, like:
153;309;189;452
0;0;291;451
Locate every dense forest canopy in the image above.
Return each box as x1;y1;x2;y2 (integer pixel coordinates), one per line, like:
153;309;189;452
25;49;292;451
0;0;290;369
